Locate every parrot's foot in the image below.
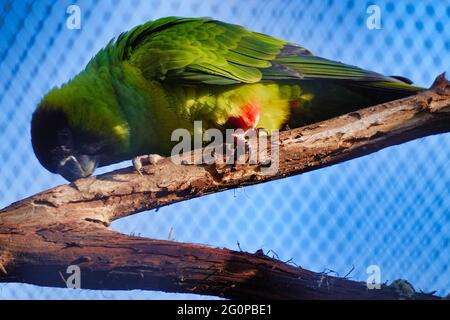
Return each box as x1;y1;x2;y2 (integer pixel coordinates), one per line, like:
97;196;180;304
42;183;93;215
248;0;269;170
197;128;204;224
132;154;165;175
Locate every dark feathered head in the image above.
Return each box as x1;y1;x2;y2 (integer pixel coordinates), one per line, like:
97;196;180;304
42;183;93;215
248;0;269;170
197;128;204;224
31;80;130;182
31;107;102;182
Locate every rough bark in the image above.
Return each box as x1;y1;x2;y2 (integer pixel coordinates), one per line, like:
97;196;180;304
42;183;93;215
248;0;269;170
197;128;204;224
0;75;449;299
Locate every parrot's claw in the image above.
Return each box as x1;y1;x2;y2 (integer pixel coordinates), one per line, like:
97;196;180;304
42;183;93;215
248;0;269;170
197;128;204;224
132;154;165;175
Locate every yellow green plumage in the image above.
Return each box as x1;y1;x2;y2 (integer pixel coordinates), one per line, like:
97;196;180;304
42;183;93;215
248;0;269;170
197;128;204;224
31;17;423;181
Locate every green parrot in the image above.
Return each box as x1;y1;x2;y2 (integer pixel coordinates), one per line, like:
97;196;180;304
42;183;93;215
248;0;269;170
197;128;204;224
31;17;423;181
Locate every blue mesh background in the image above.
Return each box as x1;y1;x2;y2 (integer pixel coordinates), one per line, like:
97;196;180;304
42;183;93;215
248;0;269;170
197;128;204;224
1;0;449;299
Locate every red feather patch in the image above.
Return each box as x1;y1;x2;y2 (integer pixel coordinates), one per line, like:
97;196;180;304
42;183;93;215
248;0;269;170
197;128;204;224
227;100;261;130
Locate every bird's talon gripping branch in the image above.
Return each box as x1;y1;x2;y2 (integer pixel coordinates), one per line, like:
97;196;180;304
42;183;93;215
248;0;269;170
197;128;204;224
132;154;165;175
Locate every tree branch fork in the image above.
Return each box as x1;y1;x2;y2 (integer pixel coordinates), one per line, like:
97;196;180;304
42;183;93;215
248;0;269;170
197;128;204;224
0;75;449;299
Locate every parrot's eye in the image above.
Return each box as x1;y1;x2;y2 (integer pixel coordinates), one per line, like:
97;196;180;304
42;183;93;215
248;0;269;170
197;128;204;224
58;128;72;146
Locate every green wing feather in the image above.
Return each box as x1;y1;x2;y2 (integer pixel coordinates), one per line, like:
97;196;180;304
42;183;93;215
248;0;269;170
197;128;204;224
116;17;288;84
114;17;421;92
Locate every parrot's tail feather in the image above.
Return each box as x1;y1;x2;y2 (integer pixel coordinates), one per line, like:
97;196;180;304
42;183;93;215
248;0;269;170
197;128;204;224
389;75;414;85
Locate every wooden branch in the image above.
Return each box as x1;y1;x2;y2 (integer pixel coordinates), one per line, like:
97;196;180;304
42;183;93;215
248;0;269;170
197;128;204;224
0;75;449;299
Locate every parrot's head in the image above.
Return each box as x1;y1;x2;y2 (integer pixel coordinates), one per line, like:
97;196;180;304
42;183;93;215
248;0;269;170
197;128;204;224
31;84;131;182
31;106;103;182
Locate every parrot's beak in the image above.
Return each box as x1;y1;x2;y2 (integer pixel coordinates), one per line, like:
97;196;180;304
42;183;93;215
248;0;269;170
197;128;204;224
57;154;98;182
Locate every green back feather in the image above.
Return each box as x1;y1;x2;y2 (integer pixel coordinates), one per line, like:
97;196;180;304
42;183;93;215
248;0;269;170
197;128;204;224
114;16;422;93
